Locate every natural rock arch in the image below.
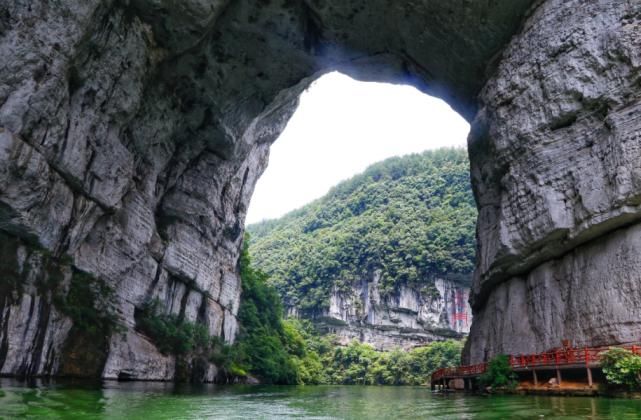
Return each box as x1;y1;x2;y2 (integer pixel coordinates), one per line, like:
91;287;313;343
0;0;639;380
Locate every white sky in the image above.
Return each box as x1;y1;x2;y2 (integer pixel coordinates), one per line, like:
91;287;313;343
246;72;470;224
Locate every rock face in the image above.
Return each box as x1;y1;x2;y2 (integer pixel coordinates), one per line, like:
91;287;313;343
466;224;641;362
0;0;638;380
291;274;472;351
0;0;533;380
0;1;269;380
464;0;641;363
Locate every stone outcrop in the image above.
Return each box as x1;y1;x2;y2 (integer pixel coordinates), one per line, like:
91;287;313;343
1;0;639;379
290;274;472;351
464;0;641;362
0;1;268;380
466;223;641;362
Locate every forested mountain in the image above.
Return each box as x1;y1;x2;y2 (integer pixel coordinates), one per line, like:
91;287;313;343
232;240;464;384
247;147;477;314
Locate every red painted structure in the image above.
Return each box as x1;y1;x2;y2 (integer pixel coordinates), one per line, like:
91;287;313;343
431;344;641;385
449;289;468;330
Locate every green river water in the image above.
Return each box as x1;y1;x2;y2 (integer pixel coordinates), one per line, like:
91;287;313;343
1;380;641;419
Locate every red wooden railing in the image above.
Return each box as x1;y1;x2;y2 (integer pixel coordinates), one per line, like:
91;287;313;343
431;344;641;383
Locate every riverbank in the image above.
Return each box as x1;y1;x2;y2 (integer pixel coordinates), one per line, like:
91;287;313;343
516;379;597;396
437;381;641;399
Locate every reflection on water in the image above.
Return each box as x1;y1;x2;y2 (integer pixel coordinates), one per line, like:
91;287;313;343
1;379;641;419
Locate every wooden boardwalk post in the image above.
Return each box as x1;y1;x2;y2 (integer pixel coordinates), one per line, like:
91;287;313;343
585;347;593;387
555;349;562;385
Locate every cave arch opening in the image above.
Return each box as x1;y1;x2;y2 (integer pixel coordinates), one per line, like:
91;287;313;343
246;71;471;224
243;69;477;349
0;0;526;380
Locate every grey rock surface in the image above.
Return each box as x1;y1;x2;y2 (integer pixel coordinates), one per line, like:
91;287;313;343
0;234;74;377
1;0;639;379
466;222;641;362
294;274;472;351
0;0;534;380
464;0;641;363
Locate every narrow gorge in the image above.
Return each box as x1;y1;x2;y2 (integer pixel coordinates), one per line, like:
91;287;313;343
0;0;639;381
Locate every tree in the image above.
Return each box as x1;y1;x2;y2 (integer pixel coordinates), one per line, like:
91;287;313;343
600;348;641;389
479;355;517;389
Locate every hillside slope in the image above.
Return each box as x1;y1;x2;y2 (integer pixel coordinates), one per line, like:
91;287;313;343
248;148;476;349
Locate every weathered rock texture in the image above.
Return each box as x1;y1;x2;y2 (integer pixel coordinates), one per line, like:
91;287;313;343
291;275;472;351
465;0;641;362
0;0;533;380
1;0;638;379
0;0;271;380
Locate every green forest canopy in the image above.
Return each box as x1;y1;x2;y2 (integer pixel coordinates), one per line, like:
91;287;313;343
247;147;477;312
235;238;464;385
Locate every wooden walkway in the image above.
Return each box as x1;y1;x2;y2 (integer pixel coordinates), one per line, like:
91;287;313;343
431;343;641;390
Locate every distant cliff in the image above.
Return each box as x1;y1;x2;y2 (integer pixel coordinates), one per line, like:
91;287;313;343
295;274;472;351
248;148;475;349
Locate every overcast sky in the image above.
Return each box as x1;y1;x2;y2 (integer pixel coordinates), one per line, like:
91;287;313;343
246;72;470;224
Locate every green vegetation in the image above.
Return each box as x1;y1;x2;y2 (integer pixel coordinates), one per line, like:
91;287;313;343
239;150;474;384
0;232;119;339
230;236;464;385
323;339;463;385
136;298;247;385
479;355;517;389
0;233;71;306
132;239;308;384
237;311;463;386
136;300;211;355
233;237;301;383
600;348;641;390
54;269;122;338
0;234;24;300
49;263;123;376
247;148;476;312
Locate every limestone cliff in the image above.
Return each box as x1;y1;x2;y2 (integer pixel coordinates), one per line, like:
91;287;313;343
464;0;641;363
290;274;472;351
1;0;639;381
0;0;269;380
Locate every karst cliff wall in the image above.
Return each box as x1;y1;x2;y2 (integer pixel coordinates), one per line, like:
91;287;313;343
463;0;641;363
287;275;472;351
0;0;639;380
